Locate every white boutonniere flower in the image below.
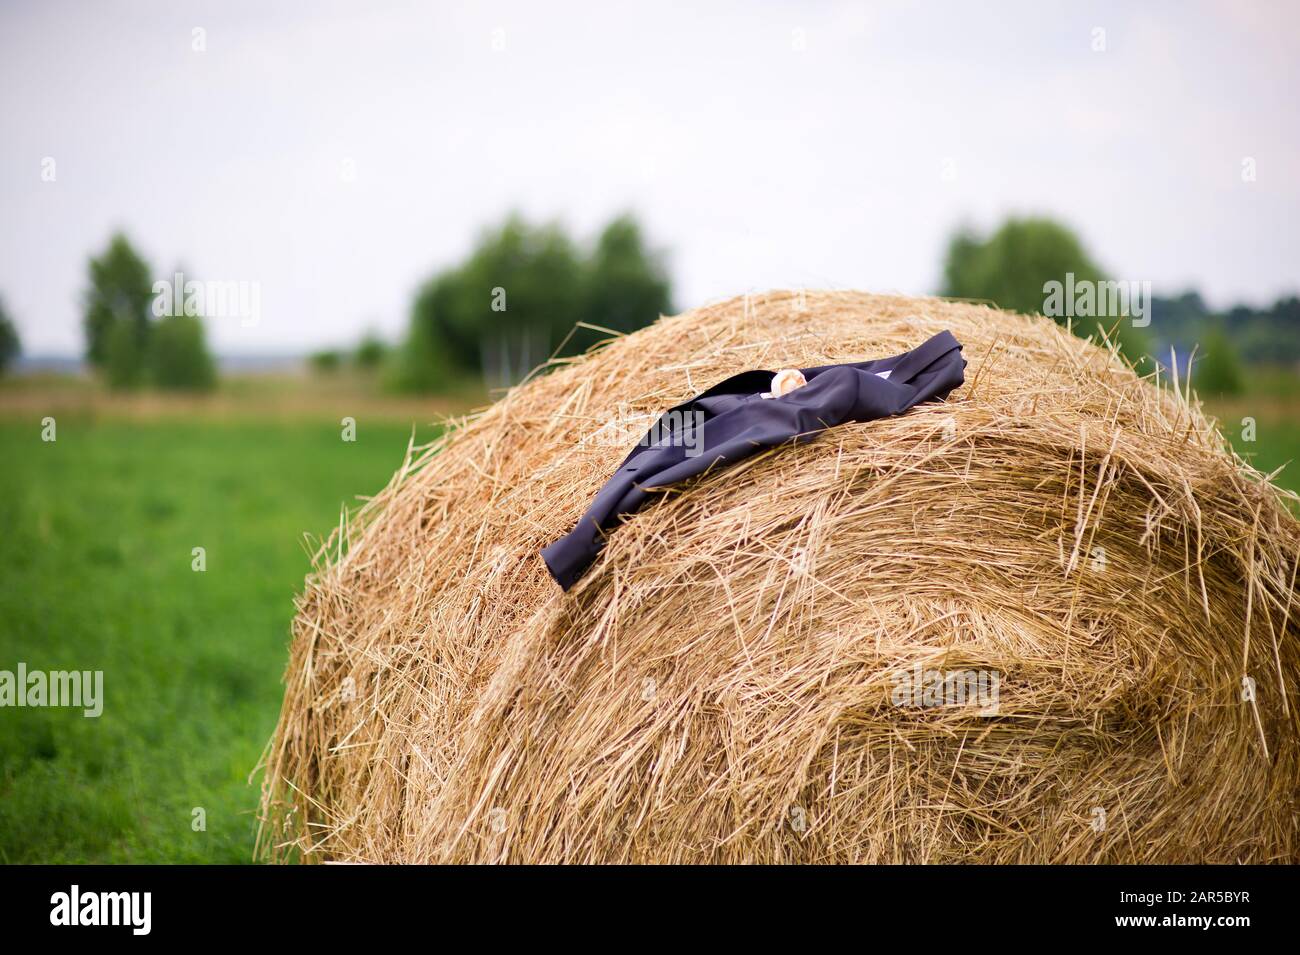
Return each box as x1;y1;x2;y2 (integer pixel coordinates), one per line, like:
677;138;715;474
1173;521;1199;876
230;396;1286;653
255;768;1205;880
764;368;807;399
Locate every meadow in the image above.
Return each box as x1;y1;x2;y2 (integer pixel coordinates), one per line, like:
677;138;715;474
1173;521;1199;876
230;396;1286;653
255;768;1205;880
0;380;454;863
0;371;1295;862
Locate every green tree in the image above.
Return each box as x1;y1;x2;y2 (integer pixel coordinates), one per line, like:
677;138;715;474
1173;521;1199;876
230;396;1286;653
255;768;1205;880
941;217;1150;362
83;233;154;371
406;214;583;389
0;296;20;375
393;312;451;392
581;214;672;337
151;314;216;391
104;316;148;389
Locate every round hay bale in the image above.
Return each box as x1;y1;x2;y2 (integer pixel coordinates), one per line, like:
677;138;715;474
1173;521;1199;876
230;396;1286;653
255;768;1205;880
260;290;1300;863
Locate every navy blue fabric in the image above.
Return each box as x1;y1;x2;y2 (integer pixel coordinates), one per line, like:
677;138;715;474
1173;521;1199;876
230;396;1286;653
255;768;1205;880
541;330;966;590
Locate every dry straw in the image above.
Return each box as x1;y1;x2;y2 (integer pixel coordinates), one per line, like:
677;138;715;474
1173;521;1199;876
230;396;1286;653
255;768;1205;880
259;291;1300;863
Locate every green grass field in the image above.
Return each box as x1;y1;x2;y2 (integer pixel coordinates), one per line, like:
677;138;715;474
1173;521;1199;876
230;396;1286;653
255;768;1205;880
0;374;1296;863
0;412;437;862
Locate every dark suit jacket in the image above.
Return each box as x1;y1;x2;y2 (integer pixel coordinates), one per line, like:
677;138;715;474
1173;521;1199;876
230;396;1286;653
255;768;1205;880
541;330;965;589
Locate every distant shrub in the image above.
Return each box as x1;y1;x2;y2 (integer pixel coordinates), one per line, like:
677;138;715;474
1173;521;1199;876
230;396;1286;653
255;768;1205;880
309;349;343;373
354;334;388;370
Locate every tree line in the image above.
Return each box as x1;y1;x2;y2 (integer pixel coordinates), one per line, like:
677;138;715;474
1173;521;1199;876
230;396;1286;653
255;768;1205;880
393;213;671;391
0;215;1290;400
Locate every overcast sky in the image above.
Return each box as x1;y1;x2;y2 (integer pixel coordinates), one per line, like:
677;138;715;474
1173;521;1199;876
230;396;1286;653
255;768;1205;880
2;0;1297;356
